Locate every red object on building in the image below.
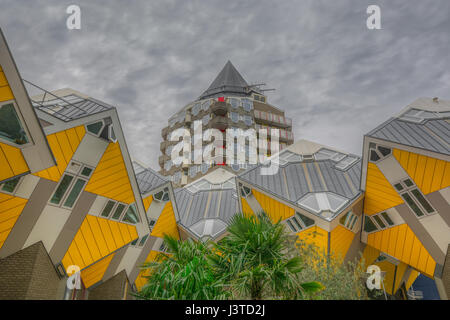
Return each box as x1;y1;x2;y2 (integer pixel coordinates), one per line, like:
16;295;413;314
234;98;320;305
218;97;225;102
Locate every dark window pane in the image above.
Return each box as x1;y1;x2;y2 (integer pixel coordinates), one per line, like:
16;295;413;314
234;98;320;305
101;200;116;218
364;216;378;232
162;192;170;202
149;219;156;227
86;121;103;135
291;217;303;231
0;103;29;145
1;177;21;193
401;193;424;217
411;189;434;213
377;146;391;157
394;183;403;191
154;191;163;201
370;150;380;162
403;179;414;187
381;212;394;226
138;234;148;247
81;167;93;177
131;238;138;246
286;220;296;232
50;175;74;204
339;212;349;226
122;204;139;224
63;178;86;208
373;215;386;229
296;212;315;227
112;203;126;220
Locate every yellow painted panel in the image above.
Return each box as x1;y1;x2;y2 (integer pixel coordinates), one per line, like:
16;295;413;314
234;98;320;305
135;250;159;291
143;195;153;211
393;148;449;194
151;201;179;240
0;71;8;87
0;194;27;249
62;215;137;271
33;126;85;182
367;224;436;277
240;197;254;218
81;252;115;288
85;142;135;204
0;142;28;176
252;188;295;222
296;226;328;254
393;262;409;293
0;85;13;102
405;269;419;290
374;260;396;295
329;225;355;261
363;163;403;215
0;146;14;181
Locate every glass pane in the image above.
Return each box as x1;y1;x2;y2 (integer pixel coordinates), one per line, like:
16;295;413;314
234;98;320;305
0;103;29;145
291;217;302;231
364;216;378;232
50;175;74;204
370;150;380;162
138;234;148;247
401;193;424;217
122;204;139;224
131;238;138;246
154;191;163;201
63;178;86;208
286;220;296;232
394;183;403;191
81;167;93;177
296;212;315;227
86;121;103;135
350;216;358;229
411;189;434;213
377;146;391;157
1;177;21;193
339;212;349;226
373;215;386;229
381;212;394;226
101;200;116;218
403;179;414;187
112;203;126;220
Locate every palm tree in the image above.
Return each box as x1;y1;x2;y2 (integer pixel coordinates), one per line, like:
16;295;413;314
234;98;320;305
135;235;229;300
208;212;323;299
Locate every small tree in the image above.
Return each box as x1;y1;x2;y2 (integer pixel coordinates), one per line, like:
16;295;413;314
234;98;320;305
135;235;229;300
208;213;323;299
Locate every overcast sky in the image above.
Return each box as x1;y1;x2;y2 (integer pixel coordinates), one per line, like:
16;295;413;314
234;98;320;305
1;0;449;170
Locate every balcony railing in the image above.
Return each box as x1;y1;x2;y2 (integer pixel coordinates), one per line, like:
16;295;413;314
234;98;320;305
254;110;292;127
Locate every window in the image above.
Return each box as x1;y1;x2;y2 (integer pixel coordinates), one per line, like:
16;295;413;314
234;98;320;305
314;148;346;162
335;155;359;170
367;211;396;231
111;203;126;220
0;103;29;145
244;115;253;126
381;212;394;226
364;216;378;233
372;215;386;229
239;183;252;198
154;187;170;202
86;121;104;135
242;98;253;112
108;125;117;143
50;174;74;205
101;200;116;218
159;242;168;252
202;100;211;111
394;178;435;217
192;103;201;116
368;143;391;163
122;204;139;224
138;234;148;247
229;98;239;109
297;192;348;216
49;163;93;209
149;219;156;229
202;114;210;126
0;177;22;194
339;210;358;230
230;112;239;123
62;178;86;208
286;212;315;232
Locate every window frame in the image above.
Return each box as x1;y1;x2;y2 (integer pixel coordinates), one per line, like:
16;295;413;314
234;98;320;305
393;178;435;218
0;100;31;148
0;176;24;195
85;120;105;137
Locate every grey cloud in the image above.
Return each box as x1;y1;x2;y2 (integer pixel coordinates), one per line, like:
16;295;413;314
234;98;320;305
1;0;449;169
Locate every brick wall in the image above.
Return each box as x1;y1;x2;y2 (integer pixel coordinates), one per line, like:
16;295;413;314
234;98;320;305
0;241;63;299
88;270;134;300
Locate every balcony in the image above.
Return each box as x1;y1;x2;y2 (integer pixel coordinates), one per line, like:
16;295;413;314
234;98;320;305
208;116;229;131
254;110;292;128
210;101;228;116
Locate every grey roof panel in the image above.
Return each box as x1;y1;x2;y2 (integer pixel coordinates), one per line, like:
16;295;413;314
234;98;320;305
133;162;168;194
368;118;450;155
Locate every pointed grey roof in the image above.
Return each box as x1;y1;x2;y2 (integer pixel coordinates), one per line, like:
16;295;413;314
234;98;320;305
199;61;249;99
